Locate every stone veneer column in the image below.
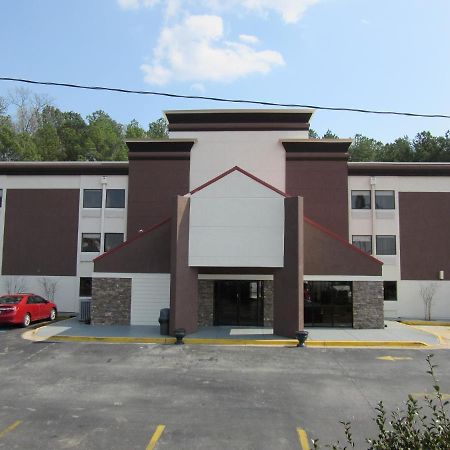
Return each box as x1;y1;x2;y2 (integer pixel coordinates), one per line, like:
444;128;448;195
352;281;384;329
264;280;274;327
197;280;215;327
91;278;132;325
273;196;304;337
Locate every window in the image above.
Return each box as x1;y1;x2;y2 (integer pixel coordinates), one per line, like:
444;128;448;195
352;235;372;254
351;190;371;209
383;281;397;301
104;233;124;252
376;190;395;209
81;233;101;252
0;189;3;207
83;189;102;208
106;189;125;208
79;278;92;297
376;235;396;255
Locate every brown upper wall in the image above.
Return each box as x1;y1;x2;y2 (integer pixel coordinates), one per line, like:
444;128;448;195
94;219;171;273
349;163;450;176
284;140;350;238
399;192;450;280
126;141;193;236
304;217;382;276
2;189;79;276
165;109;312;132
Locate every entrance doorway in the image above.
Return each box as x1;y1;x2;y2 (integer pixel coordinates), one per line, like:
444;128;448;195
214;280;264;326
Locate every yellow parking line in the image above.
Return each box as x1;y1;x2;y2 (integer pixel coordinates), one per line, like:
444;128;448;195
146;424;166;450
0;420;22;439
297;427;311;450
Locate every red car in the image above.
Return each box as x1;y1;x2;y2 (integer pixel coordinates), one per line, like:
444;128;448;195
0;293;57;327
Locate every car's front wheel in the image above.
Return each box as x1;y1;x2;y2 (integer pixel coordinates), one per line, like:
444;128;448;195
22;313;31;328
49;308;57;321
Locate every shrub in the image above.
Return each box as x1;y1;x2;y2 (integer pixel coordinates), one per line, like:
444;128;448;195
313;355;450;449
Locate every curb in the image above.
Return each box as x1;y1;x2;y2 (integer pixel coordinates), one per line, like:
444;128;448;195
400;320;450;326
38;334;431;348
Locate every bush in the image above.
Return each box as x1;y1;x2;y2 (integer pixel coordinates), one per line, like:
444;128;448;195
313;355;450;449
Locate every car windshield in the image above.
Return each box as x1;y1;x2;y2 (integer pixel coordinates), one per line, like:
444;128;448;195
0;296;23;304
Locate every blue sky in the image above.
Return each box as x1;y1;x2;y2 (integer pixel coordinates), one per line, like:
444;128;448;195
1;0;449;142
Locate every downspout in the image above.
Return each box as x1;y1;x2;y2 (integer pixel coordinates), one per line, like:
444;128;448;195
100;176;108;254
370;176;376;255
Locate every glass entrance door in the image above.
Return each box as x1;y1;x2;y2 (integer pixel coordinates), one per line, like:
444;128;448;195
214;280;264;326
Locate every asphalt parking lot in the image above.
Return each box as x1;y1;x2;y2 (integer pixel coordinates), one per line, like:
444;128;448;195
1;325;449;450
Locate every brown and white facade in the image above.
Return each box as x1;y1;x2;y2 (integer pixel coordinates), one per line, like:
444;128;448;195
0;109;449;336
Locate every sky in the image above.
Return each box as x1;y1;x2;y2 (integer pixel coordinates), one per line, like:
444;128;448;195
0;0;449;142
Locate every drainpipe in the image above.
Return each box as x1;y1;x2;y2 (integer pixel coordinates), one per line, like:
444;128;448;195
100;176;108;254
370;177;376;255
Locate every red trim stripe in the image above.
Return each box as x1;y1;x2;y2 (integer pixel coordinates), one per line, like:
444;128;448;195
93;217;171;262
304;216;383;265
190;166;288;197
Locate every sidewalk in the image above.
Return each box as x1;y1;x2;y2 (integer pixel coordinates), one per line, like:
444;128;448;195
24;318;445;348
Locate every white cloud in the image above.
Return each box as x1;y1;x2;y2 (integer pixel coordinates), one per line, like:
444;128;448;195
141;15;284;85
239;34;259;45
118;0;319;23
198;0;319;23
117;0;160;9
241;0;320;23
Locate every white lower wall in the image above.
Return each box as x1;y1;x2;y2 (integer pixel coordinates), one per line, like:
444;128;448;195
0;275;79;313
130;274;171;325
384;280;450;320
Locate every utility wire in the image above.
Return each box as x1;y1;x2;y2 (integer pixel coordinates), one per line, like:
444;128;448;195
1;76;449;119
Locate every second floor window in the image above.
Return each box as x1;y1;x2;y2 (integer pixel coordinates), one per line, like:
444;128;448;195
375;190;395;209
106;189;125;208
81;233;101;252
376;235;396;255
83;189;102;208
352;235;372;254
351;190;371;209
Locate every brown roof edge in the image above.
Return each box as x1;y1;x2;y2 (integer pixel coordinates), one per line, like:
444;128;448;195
126;140;196;153
94;217;171;263
0;162;129;175
348;162;450;176
282;139;353;153
189;166;288;197
304;216;383;266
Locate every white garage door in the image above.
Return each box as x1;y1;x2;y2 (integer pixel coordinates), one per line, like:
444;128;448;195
130;274;171;325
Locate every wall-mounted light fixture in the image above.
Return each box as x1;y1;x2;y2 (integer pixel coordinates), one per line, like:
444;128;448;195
438;270;445;280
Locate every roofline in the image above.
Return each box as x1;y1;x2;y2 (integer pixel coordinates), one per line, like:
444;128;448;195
164;108;315;115
304;216;384;265
94;218;171;263
189;166;288;197
283;138;353;144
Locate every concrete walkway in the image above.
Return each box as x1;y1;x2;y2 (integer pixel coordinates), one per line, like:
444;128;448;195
25;318;444;348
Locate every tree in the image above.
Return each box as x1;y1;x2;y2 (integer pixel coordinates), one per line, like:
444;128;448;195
309;128;319;139
0;116;20;161
349;134;384;161
322;129;339;139
8;88;52;134
420;283;438;321
147;117;168;139
380;137;413;162
125;119;147;138
86;110;127;160
33;121;63;160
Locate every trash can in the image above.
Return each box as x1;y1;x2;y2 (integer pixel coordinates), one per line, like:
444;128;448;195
158;308;170;335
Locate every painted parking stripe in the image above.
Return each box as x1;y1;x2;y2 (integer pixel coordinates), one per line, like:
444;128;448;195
297;427;311;450
146;424;166;450
0;420;22;439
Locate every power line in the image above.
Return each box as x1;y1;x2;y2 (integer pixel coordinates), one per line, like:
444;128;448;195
1;76;449;119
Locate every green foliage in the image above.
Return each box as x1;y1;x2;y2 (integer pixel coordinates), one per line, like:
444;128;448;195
1;88;449;162
313;355;450;450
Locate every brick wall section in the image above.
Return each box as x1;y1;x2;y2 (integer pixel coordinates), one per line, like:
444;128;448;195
91;278;132;325
352;281;384;329
264;281;274;327
198;280;215;327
